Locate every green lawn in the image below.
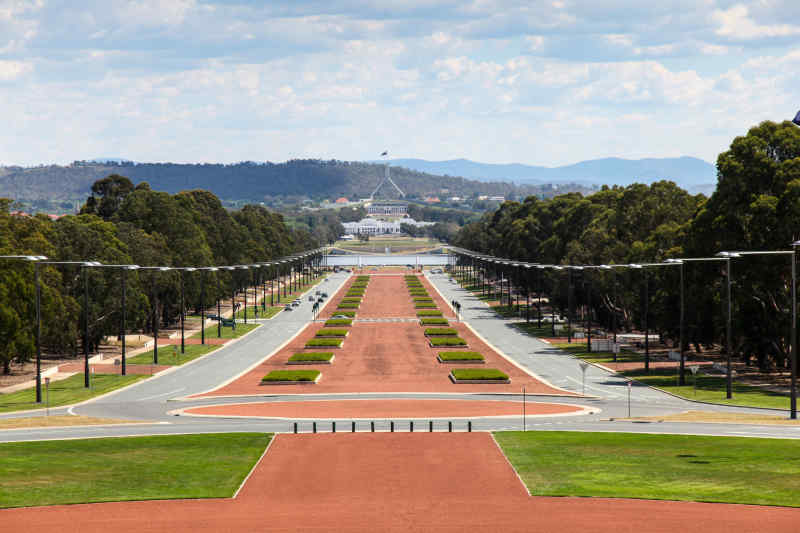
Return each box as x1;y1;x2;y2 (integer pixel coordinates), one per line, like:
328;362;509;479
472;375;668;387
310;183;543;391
191;322;260;340
128;344;220;366
495;431;800;507
622;368;791;410
234;305;281;320
512;323;559;337
0;433;271;508
0;373;147;414
552;342;641;364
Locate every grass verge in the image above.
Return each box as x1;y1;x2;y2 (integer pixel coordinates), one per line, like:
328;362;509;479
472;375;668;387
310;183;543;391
324;319;352;326
191;322;260;340
420;318;449;326
494;431;800;507
0;433;271;508
452;368;508;380
438;351;485;361
0;415;148;430
128;343;219;366
305;338;344;348
288;352;334;363
417;310;443;317
430;337;467;347
0;373;146;414
552;342;641;364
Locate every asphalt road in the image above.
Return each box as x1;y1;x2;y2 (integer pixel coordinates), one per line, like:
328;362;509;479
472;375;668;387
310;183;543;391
2;270;800;443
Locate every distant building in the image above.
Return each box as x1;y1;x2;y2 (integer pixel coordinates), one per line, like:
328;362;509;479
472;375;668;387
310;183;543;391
488;196;505;202
335;197;349;204
424;196;441;203
477;195;488;201
342;217;434;235
367;201;407;217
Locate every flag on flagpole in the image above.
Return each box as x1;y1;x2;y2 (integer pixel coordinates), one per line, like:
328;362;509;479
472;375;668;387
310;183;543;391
380;151;388;156
793;110;800;126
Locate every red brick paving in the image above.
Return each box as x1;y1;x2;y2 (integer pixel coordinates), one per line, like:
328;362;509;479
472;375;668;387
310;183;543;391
3;433;798;532
184;399;584;419
192;319;572;397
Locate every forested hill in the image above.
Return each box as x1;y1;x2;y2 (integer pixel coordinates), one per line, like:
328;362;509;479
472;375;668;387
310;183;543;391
0;160;563;204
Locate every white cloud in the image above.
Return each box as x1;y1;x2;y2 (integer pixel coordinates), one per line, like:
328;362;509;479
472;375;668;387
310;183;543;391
713;4;800;39
0;59;32;80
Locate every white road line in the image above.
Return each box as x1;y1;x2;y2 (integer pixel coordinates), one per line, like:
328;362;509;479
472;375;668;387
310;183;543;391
564;376;623;398
137;388;186;402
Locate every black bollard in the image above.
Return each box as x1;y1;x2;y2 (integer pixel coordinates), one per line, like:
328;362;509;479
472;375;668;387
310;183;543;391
468;421;472;432
390;421;394;432
429;420;433;432
448;421;452;432
332;421;336;433
410;421;414;432
352;421;356;432
293;422;298;434
370;421;375;432
313;421;317;433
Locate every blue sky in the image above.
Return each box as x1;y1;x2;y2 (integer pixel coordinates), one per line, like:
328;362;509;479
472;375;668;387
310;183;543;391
1;0;798;166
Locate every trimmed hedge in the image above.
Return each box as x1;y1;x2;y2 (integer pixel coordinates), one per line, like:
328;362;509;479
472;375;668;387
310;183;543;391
451;369;508;380
341;297;362;303
332;311;356;318
438;351;485;361
417;310;443;317
261;370;321;382
337;303;360;309
288;352;334;362
316;329;348;337
420;318;449;325
429;337;467;346
415;303;437;308
324;319;353;326
305;338;344;347
413;297;434;302
424;327;458;336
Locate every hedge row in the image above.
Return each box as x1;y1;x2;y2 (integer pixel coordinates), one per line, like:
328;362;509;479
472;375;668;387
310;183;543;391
305;338;344;347
424;327;458;336
288;352;334;362
316;328;348;337
262;370;321;382
438;351;485;361
451;369;508;380
420;318;449;325
429;337;467;346
324;319;353;326
417;310;443;317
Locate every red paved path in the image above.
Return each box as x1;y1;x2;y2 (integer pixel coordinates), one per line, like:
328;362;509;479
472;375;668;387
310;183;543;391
184;399;584;418
3;433;798;532
193;320;570;396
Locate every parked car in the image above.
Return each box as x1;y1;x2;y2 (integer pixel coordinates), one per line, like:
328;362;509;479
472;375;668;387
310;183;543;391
284;304;293;311
321;292;328;298
308;295;315;302
431;268;443;274
292;301;300;307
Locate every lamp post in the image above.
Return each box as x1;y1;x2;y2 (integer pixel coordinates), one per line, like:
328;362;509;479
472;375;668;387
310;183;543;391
719;249;797;415
535;265;563;336
176;267;196;354
137;266;172;365
566;266;583;343
715;252;739;398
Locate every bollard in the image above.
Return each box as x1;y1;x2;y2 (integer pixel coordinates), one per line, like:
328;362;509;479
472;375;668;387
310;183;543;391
429;420;433;432
370;421;375;432
410;421;414;432
313;422;317;433
352;421;356;432
332;421;336;433
293;422;298;434
390;421;394;432
468;421;472;432
448;421;452;432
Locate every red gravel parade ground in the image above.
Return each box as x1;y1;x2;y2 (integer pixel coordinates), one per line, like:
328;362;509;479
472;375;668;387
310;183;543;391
4;272;800;531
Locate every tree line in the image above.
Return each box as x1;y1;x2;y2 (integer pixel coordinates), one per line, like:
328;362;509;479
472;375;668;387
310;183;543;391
455;120;800;371
0;175;318;374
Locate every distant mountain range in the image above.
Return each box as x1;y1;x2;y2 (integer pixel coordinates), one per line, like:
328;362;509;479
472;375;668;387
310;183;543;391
386;156;716;192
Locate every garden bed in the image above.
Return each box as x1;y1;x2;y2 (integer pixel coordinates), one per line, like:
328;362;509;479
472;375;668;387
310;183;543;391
337;303;360;309
261;370;321;384
417;310;443;317
413;297;434;302
437;351;486;364
315;328;349;338
287;352;335;365
424;327;458;336
429;337;467;347
449;369;509;384
324;319;352;327
420;318;449;326
305;338;344;348
332;311;356;318
415;303;437;309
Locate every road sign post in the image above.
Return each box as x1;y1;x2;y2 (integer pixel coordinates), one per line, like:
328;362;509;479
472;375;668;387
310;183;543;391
579;362;589;395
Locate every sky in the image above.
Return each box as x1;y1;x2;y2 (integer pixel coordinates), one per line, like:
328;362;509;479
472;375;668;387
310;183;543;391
1;0;798;167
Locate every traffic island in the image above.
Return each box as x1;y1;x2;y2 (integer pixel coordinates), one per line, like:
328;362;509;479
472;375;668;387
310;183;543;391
261;370;322;385
287;353;335;365
437;351;486;364
450;369;510;384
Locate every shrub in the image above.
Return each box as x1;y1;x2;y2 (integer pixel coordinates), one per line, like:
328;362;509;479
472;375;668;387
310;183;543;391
451;369;508;381
288;352;334;362
415;303;437;308
417;310;443;317
341;298;362;304
424;327;458;336
261;370;321;382
337;303;360;309
324;319;352;326
316;328;348;337
333;311;356;318
305;338;344;347
429;337;467;346
413;297;434;302
438;352;485;361
420;318;449;325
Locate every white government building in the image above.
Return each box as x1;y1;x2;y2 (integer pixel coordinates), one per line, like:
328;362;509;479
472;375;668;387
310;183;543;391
342;217;435;235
